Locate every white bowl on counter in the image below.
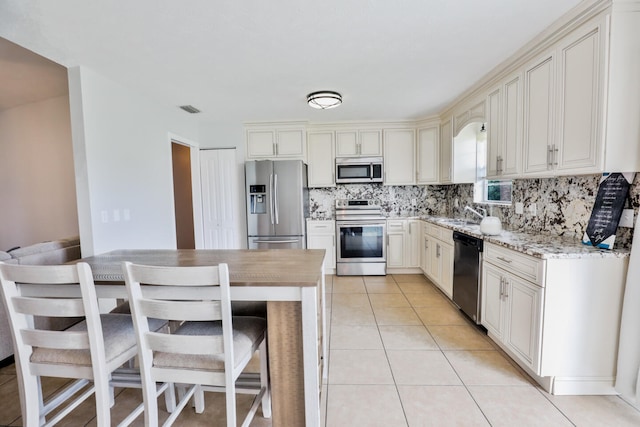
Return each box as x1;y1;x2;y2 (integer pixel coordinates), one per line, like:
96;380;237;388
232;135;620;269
480;216;502;235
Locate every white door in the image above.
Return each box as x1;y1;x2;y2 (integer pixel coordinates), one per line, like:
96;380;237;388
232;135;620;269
200;149;243;249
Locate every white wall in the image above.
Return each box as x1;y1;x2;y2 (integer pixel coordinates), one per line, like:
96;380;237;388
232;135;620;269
68;66;200;256
0;95;79;249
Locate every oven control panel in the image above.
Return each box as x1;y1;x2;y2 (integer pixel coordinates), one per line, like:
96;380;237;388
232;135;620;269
335;199;381;209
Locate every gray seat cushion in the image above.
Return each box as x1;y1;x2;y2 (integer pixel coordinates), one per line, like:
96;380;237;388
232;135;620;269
153;316;266;372
31;314;165;366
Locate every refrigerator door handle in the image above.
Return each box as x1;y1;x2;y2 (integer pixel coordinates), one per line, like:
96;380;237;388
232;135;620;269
274;173;279;224
269;173;275;225
253;239;300;244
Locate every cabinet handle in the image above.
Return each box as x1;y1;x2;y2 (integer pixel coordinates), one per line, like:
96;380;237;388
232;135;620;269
503;279;509;298
499;277;504;298
496;256;512;263
553;145;559;166
274;142;278;156
425;240;428;249
547;146;553;167
436;244;441;258
498;156;503;174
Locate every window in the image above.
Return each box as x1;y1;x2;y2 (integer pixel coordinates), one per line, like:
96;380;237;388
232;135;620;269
484;179;512;204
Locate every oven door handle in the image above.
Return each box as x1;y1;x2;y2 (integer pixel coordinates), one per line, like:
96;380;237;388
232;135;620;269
337;221;387;227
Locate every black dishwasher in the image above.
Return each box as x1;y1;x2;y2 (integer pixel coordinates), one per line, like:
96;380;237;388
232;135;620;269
452;231;483;324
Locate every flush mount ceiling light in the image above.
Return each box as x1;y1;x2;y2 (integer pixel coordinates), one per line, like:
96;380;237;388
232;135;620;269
307;91;342;110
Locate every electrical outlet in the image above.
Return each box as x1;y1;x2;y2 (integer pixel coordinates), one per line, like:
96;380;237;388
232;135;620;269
411;198;417;207
619;209;635;228
515;202;524;214
529;203;537;216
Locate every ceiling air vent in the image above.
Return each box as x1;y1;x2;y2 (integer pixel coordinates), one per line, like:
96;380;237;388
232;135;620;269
179;105;201;114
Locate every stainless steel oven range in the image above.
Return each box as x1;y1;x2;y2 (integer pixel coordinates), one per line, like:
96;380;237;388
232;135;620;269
335;199;386;276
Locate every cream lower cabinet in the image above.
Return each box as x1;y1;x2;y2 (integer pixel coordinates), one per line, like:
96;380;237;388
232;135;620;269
387;219;421;270
423;223;454;298
306;220;336;272
481;242;628;395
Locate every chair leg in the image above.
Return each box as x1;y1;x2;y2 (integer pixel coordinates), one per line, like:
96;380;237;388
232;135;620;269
226;382;237;427
193;385;205;414
164;383;177;413
141;378;159;427
259;339;272;418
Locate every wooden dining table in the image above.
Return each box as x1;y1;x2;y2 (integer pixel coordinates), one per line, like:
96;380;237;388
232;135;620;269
63;248;326;427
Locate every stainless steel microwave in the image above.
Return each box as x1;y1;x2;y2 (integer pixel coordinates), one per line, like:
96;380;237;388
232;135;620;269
335;157;384;184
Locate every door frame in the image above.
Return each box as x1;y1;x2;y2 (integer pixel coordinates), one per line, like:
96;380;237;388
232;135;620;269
168;133;204;249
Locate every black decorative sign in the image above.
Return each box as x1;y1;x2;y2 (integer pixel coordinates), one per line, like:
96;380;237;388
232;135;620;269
582;172;634;249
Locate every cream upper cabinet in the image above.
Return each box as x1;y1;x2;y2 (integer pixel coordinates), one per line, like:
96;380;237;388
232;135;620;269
246;126;306;159
416;125;439;184
523;52;556;175
335;129;382;157
383;129;416;185
523;15;606;177
487;73;523;179
554;17;604;174
307;131;335;187
439;117;453;184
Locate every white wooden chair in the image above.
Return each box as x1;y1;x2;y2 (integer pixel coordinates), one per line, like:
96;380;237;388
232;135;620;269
122;261;271;427
0;262;166;426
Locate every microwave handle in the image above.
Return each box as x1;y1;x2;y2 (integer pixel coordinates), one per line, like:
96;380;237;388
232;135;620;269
370;163;374;180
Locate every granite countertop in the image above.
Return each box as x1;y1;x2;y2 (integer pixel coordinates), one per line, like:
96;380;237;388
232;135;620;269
421;216;630;260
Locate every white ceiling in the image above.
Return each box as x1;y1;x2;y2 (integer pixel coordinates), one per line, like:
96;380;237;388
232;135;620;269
0;0;583;124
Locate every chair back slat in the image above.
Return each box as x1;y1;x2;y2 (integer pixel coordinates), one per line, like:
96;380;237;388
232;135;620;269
145;331;224;355
139;299;222;321
127;263;222;287
12;296;86;317
21;329;90;350
1;263;80;285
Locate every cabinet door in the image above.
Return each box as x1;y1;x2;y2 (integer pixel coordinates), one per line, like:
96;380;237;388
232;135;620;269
247;130;276;158
307;234;336;270
481;263;505;339
440;242;454;298
360;130;382;156
383;129;416;185
523;53;555;175
387;232;406;268
505;275;543;373
307;131;335;187
420;234;429;273
335;131;358;157
276;129;305;158
406;220;421;268
439;117;453;183
555;21;602;173
486;87;502;178
502;73;523;177
417;126;439;184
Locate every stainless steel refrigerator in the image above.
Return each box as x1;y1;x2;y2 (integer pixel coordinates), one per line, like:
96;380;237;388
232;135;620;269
246;160;309;249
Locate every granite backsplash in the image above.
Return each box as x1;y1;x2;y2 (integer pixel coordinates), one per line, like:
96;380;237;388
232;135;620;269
309;173;639;249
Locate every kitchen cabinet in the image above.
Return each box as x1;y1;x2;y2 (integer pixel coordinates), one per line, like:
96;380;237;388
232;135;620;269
306;220;336;272
423;223;454;298
481;242;628;395
386;220;406;268
383;129;416;185
307;131;335;187
387;219;421;270
523;16;605;176
454;100;486;137
416;125;439;184
522;52;555;175
439;117;453;184
482;261;543;373
486;73;522;179
246;126;306;159
335;129;382;157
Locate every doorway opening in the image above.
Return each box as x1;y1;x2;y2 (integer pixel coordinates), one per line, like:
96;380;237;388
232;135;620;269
171;141;195;249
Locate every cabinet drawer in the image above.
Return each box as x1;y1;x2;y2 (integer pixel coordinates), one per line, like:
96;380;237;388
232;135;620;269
484;243;545;286
387;220;406;232
307;220;335;234
427;224;453;244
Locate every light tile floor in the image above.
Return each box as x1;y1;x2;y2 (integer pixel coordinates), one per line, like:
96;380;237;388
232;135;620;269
1;273;640;426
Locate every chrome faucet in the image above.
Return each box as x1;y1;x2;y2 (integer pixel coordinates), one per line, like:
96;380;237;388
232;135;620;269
464;206;486;219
